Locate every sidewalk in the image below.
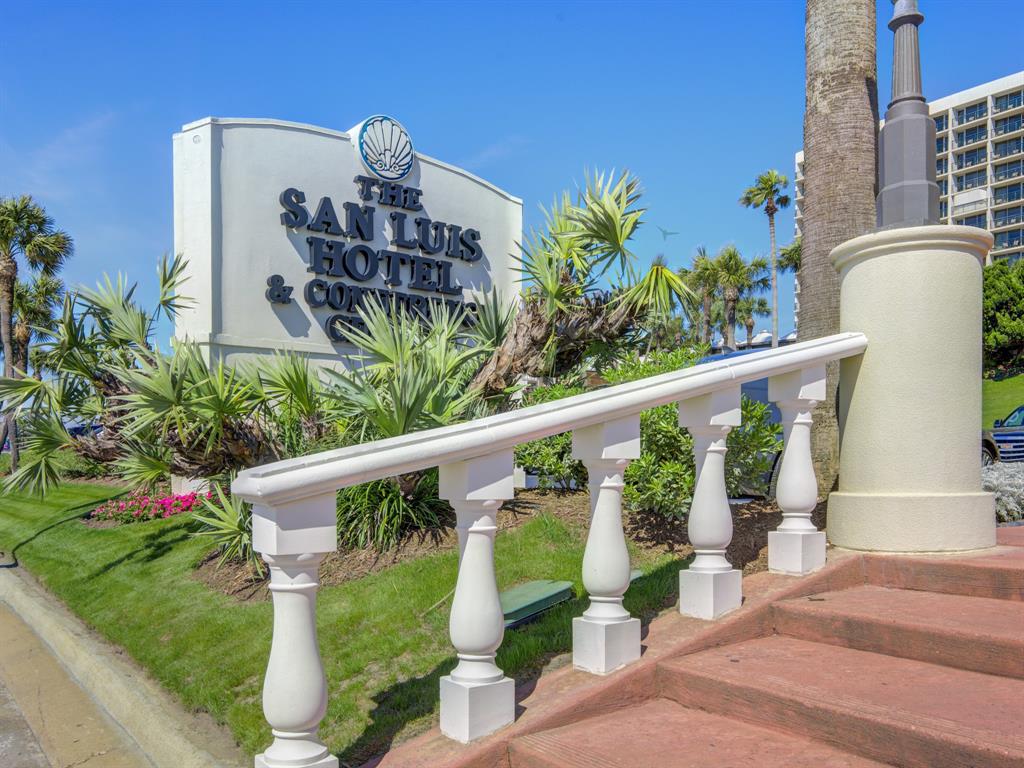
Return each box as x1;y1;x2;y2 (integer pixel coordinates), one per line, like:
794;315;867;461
0;564;244;768
0;601;149;768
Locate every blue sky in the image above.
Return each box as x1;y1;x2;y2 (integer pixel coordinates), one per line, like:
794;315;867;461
1;0;1020;344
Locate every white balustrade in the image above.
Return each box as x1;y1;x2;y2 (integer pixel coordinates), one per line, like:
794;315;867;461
570;417;642;674
251;494;339;768
768;366;828;574
437;451;516;743
232;333;869;752
678;387;743;620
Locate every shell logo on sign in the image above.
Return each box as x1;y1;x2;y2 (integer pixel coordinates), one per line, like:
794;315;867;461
356;116;415;182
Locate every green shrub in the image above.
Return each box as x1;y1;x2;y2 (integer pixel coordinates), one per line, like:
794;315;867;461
335;469;452;550
514;384;587;490
191;483;262;575
516;347;781;518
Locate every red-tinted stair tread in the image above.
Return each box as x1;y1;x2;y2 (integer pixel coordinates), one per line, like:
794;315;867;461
997;526;1024;547
508;698;889;768
774;585;1024;677
660;635;1024;766
865;547;1024;600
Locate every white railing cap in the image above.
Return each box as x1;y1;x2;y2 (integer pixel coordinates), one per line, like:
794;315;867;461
232;332;867;507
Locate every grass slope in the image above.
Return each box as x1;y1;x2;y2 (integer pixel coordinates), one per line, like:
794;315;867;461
984;374;1024;428
0;484;684;765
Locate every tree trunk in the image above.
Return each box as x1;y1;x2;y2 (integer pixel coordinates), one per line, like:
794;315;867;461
803;0;878;495
768;212;778;347
745;322;754;347
700;293;712;344
0;256;19;471
724;290;738;349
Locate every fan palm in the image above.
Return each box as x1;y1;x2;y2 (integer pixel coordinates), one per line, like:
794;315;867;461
740;170;790;347
684;247;718;344
0;196;73;469
714;246;768;350
12;273;64;378
779;237;802;274
736;296;771;348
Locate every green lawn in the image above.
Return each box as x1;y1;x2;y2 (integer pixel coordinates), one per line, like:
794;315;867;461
984;374;1024;428
0;484;684;765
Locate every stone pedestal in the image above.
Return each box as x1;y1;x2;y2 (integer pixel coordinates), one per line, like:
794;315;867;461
768;530;827;575
572;616;641;675
439;675;515;744
678;569;742;620
829;225;995;552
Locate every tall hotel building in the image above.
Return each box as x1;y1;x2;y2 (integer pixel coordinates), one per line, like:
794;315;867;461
795;72;1024;263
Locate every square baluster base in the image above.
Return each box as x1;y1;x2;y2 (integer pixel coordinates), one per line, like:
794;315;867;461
256;752;338;768
440;674;515;743
768;530;826;575
572;616;641;675
679;568;742;620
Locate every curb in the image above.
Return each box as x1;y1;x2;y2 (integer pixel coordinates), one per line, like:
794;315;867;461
0;564;245;768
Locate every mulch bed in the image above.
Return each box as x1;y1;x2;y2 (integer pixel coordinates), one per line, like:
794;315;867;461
192;490;827;601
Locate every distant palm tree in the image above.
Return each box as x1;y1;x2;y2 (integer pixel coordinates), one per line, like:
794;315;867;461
0;196;73;469
803;0;878;492
737;296;771;348
685;247;718;345
779;236;802;274
714;246;768;349
12;273;65;377
740;170;791;347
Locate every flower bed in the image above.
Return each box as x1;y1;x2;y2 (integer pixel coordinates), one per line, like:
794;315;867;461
90;490;212;524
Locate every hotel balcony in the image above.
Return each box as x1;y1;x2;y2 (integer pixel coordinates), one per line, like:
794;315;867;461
955;132;987;149
955;109;988;128
993;94;1024;115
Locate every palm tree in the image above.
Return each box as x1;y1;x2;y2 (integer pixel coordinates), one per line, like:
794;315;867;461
740;171;790;348
713;246;768;349
803;0;878;493
12;274;65;378
0;196;72;469
779;237;802;274
684;247;719;345
737;296;771;348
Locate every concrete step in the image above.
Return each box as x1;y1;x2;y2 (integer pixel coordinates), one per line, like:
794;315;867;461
773;585;1024;678
659;635;1024;768
507;698;890;768
864;547;1024;601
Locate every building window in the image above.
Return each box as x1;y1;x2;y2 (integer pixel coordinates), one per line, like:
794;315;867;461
957;169;987;191
937;157;949;175
957;126;986;146
934;114;948;132
995;115;1023;136
939;200;948;219
1006;252;1024;265
938;178;948;196
957;101;987;124
994;206;1023;228
956;213;987;228
937;136;948;153
994;91;1023;113
957;147;987;168
995;229;1023;250
994;183;1023;205
994;159;1023;182
994;137;1023;159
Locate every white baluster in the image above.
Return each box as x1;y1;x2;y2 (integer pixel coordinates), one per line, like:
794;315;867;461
571;417;642;674
438;451;515;743
678;387;743;619
768;366;827;574
252;494;339;768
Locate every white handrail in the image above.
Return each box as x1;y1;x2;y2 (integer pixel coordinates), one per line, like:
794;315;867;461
232;332;867;506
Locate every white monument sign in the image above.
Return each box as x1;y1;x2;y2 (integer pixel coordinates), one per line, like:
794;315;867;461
172;116;522;365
